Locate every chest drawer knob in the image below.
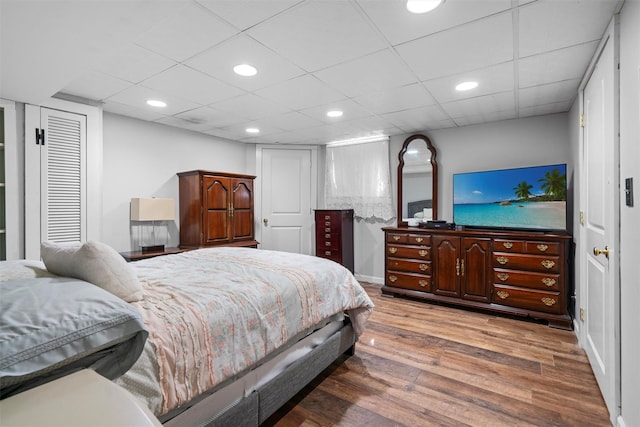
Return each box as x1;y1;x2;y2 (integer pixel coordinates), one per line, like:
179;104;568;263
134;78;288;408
496;290;510;300
497;273;509;281
541;297;557;306
389;247;398;254
325;234;331;238
325;228;330;232
325;241;332;246
502;242;513;249
392;235;401;241
418;280;428;287
419;249;428;257
419;264;429;271
389;275;397;283
542;278;556;287
415;237;424;243
496;256;509;265
537;244;549;252
541;260;555;269
324;251;331;256
324;215;331;220
325;221;331;226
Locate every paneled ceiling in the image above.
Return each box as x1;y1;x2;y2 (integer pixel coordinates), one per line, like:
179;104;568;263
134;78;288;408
0;0;621;144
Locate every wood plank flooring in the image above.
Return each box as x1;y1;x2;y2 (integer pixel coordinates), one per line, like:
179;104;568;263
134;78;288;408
264;283;611;427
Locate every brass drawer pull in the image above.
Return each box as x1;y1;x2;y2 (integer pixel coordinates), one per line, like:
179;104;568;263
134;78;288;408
541;297;557;306
418;249;428;257
419;264;429;271
537;244;549;252
541;260;555;269
389;247;398;254
324;251;331;256
325;221;330;226
325;228;330;232
496;256;509;265
415;237;424;243
393;235;401;241
325;242;331;246
325;234;330;239
542;278;556;287
503;242;513;249
496;290;509;299
497;273;509;281
418;280;428;287
389;275;397;283
324;215;331;220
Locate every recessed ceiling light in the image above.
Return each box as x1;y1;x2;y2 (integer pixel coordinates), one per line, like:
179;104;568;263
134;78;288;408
146;99;167;108
246;127;260;134
327;110;343;118
233;64;258;77
406;0;444;14
455;81;479;91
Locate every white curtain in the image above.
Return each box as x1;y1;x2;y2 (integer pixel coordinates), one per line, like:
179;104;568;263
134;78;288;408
324;139;395;221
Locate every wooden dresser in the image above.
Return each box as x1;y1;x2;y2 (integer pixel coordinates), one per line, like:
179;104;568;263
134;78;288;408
315;209;354;273
382;227;573;329
177;170;258;249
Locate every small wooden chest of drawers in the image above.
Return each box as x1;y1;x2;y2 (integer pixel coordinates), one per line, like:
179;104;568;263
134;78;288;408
315;209;354;273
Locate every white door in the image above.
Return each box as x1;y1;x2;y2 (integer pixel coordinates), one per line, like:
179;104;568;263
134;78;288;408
260;147;314;254
26;106;87;258
582;33;619;422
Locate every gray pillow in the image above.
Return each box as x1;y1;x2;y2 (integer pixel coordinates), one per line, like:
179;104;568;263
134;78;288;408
41;241;143;302
0;277;148;397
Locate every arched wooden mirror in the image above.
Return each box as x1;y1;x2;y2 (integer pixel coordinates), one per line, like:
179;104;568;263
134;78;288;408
398;134;438;226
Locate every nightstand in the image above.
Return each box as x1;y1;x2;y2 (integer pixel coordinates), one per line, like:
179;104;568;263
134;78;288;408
120;247;188;262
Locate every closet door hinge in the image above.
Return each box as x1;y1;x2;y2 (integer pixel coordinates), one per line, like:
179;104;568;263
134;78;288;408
579;114;585;127
35;128;45;145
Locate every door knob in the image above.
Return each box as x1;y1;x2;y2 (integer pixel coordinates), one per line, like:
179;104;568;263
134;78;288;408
263;218;269;226
593;246;609;258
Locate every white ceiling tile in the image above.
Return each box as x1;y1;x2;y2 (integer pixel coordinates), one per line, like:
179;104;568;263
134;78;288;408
519;100;574;118
210;93;291;120
96;43;176;84
173;106;248;129
134;3;238;62
313;49;418;98
154;115;213;133
196;0;301;31
453;110;517;127
246;1;387;72
396;11;514;81
519;0;620;58
186;35;305;92
352;83;436;115
102;101;168;123
253;75;345;111
441;91;515;119
423;62;514;103
381;105;451;133
519;41;598;88
298;99;375;124
259;111;324;131
357;0;512;46
60;72;131;101
105;84;200;116
140;65;244;106
519;79;580;108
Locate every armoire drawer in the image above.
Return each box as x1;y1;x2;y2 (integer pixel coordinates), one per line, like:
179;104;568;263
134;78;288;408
493;284;562;314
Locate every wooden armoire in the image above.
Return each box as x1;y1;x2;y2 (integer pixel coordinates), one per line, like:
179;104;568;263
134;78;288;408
177;170;258;249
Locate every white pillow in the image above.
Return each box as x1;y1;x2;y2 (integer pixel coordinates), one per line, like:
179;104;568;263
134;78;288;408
41;241;143;302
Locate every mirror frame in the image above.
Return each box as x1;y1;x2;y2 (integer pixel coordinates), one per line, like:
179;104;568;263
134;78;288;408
397;134;438;227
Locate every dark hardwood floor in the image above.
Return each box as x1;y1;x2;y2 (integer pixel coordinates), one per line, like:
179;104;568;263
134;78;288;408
265;283;611;427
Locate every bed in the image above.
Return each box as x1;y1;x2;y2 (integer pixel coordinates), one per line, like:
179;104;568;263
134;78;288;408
0;243;374;426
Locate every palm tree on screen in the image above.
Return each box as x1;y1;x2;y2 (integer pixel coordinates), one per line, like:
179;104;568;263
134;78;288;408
539;168;567;199
513;181;533;200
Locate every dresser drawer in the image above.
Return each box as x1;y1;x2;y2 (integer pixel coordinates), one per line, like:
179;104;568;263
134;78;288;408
316;230;340;243
387;245;431;260
493;239;561;255
493;284;563;314
317;248;341;262
493;268;561;291
387;258;431;274
387;233;431;245
493;252;561;273
387;272;431;292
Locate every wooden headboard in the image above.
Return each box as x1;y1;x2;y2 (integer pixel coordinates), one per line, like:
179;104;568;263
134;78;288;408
408;199;432;217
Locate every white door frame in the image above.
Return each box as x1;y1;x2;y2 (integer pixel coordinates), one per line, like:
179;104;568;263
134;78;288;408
576;16;621;424
255;144;318;250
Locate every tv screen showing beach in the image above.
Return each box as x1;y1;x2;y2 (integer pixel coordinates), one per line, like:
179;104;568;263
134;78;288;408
453;164;567;231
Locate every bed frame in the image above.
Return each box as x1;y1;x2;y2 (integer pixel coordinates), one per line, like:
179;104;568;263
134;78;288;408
162;319;356;426
408;199;432;218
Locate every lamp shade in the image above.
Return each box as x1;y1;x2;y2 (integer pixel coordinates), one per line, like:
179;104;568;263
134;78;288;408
130;198;175;221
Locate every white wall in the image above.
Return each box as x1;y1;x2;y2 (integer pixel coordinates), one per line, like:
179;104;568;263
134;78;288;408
351;113;572;284
102;113;253;252
618;1;640;425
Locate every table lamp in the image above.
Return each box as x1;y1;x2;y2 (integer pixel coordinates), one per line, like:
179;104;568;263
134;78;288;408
130;198;175;252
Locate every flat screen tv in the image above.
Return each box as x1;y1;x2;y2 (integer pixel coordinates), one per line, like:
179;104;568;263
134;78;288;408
453;163;567;232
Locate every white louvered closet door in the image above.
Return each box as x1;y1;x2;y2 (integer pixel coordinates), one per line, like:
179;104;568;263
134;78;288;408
25;106;87;258
40;108;87;243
